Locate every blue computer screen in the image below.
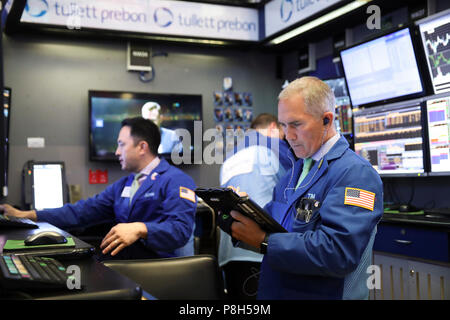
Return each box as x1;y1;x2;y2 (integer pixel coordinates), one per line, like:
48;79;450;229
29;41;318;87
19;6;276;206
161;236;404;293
340;28;424;107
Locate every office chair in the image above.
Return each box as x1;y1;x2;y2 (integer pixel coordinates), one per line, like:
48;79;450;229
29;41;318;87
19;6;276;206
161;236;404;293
103;254;225;300
195;201;217;255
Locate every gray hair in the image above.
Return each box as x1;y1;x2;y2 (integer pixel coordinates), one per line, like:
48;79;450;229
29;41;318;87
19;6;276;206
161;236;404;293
278;76;335;119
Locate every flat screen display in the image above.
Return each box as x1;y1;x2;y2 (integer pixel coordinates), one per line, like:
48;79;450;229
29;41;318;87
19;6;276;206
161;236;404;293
425;94;450;175
323;78;352;135
340;28;424;107
89;91;202;162
1;88;11;198
353;99;426;177
417;9;450;94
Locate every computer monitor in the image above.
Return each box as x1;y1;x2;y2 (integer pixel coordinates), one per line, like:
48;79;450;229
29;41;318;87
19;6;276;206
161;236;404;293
353;98;426;177
323;77;352;135
417;9;450;95
340;27;425;108
31;162;68;210
89;90;202;162
424;93;450;175
1;87;10;199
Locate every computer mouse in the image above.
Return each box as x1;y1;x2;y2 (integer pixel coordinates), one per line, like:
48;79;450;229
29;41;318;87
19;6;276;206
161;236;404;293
24;231;67;246
398;204;410;212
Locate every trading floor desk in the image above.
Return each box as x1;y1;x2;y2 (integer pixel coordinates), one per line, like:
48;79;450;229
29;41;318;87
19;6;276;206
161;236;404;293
0;222;144;300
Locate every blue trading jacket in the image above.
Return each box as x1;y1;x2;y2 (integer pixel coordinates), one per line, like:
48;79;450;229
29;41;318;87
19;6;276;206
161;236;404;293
36;158;197;260
218;130;295;266
259;136;383;299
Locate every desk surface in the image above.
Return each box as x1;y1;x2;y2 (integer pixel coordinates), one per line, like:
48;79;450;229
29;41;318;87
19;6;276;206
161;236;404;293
0;222;95;257
382;212;450;231
0;222;144;300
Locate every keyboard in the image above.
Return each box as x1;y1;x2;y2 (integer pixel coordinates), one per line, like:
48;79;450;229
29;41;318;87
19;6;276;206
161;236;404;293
0;254;69;290
0;214;38;229
424;208;450;216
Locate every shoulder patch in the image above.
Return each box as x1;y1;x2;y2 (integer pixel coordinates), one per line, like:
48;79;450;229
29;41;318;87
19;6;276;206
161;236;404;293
344;187;375;211
179;186;196;203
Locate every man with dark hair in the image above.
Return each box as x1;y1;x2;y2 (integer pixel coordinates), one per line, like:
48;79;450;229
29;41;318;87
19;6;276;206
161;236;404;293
1;117;197;260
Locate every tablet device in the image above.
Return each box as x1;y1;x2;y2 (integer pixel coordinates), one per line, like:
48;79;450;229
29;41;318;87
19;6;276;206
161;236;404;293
195;187;287;233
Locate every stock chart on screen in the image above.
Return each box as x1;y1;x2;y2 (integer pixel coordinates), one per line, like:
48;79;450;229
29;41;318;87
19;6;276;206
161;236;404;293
418;10;450;94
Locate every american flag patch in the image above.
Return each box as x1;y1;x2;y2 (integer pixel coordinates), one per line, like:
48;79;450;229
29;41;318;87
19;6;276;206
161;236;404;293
180;186;196;203
344;187;375;211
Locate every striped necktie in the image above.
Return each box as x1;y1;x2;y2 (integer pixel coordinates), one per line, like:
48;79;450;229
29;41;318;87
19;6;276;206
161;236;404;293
129;173;144;203
295;158;313;189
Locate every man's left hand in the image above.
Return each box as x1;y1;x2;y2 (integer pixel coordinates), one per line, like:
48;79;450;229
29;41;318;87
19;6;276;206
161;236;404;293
100;222;148;256
230;210;266;249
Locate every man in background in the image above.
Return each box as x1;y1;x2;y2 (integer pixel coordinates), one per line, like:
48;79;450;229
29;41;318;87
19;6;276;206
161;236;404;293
141;101;182;155
218;113;294;299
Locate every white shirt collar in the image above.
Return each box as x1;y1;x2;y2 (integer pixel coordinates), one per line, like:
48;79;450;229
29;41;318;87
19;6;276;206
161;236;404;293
311;133;340;161
138;157;161;177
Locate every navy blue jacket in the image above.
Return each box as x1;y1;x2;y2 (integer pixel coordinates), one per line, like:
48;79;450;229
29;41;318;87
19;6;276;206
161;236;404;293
259;136;383;299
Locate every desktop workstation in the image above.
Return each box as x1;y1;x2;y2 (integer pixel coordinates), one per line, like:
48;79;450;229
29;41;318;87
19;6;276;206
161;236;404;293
0;156;144;299
1;0;450;302
0;221;144;300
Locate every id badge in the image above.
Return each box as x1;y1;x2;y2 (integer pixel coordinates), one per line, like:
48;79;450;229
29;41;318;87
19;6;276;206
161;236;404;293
121;186;131;198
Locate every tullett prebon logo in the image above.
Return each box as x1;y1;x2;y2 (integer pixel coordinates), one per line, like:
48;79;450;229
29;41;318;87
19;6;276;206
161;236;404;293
25;0;49;18
280;0;294;23
153;7;174;27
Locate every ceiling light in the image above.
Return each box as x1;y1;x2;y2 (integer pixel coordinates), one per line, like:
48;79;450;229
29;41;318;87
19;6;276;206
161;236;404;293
267;0;372;45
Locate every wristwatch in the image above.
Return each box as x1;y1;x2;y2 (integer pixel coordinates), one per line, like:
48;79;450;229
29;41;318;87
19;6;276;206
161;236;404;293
260;234;269;254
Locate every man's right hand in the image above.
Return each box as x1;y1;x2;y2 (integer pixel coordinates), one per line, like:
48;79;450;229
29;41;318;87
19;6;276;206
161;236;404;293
0;204;38;221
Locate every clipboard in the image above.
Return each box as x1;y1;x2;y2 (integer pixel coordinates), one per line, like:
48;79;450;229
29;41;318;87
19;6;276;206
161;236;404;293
195;187;287;233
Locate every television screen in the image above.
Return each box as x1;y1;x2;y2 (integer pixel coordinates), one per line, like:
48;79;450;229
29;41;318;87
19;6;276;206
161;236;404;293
340;28;424;107
353;98;426;177
323;78;352;135
89;91;202;162
425;93;450;175
417;9;450;95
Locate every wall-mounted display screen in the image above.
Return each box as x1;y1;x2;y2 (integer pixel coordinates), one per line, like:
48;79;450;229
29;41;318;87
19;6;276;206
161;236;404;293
340;28;424;107
417;9;450;94
89;91;202;162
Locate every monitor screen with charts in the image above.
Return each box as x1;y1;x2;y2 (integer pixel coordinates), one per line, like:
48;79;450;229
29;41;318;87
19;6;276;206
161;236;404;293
32;163;67;210
425;93;450;175
417;9;450;95
353;99;426;177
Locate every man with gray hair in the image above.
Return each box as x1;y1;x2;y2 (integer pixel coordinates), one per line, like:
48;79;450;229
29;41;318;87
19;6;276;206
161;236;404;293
226;76;383;299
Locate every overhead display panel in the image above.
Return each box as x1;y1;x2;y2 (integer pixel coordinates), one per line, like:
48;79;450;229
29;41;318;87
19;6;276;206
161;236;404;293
264;0;343;38
20;0;260;41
